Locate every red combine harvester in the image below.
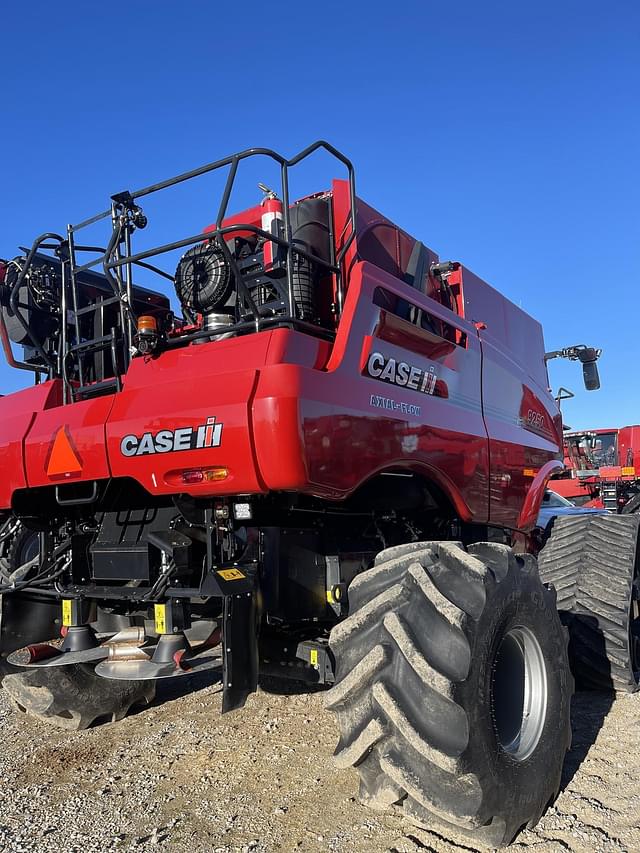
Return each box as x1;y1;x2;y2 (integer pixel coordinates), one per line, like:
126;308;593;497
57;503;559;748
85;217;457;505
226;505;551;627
553;426;640;511
0;143;635;847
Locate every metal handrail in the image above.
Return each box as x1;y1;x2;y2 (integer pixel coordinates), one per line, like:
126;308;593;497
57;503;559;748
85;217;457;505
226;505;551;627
8;233;65;373
74;140;356;313
7;142;358;394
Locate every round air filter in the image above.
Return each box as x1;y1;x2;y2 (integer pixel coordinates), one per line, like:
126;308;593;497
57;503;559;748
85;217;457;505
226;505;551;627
174;243;234;314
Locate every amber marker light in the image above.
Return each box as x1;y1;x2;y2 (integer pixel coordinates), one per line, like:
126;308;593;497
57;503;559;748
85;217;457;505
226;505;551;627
181;467;229;485
137;315;158;333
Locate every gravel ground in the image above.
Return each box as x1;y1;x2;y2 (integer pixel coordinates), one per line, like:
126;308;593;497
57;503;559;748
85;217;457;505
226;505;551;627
0;671;638;853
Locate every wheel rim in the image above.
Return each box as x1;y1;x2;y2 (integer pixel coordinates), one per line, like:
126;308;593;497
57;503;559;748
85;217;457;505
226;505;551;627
491;626;548;761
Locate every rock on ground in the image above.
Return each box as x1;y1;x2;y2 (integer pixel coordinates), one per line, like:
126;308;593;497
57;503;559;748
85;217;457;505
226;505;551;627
0;672;637;853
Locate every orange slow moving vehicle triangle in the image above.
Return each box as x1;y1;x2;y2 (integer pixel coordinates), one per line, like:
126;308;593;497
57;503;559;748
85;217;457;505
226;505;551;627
47;426;83;477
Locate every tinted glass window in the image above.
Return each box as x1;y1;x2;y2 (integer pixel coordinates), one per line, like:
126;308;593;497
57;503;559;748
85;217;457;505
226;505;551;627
373;287;466;347
588;433;618;467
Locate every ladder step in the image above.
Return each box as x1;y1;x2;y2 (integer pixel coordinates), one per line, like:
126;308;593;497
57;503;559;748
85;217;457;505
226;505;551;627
69;335;116;354
73;296;122;316
74;377;120;399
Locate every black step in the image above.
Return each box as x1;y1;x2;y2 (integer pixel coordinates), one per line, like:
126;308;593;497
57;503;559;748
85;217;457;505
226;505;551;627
69;334;117;354
74;377;120;399
73;296;122;316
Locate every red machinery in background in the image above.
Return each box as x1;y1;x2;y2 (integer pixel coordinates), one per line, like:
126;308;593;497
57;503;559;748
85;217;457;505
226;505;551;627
553;425;640;511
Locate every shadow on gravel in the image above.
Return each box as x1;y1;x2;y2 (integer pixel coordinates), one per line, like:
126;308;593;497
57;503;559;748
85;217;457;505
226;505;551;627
129;668;326;719
558;611;615;790
561;690;614;790
258;674;327;697
151;667;222;706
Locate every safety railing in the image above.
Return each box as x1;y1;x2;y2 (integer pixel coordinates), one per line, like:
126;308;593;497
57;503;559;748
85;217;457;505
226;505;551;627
2;142;357;403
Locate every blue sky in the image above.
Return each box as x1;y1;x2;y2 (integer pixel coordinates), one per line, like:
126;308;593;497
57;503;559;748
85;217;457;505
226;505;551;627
1;1;638;430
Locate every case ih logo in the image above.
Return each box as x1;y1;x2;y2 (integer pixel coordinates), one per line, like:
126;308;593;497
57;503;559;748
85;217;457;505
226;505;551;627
365;351;437;395
120;417;223;457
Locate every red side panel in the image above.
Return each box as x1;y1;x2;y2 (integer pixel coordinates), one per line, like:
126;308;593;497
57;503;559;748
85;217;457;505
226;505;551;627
105;335;270;496
252;369;309;491
552;478;592;501
253;261;489;519
517;459;564;529
0;381;62;508
472;278;562;528
25;395;114;486
481;344;562;528
618;425;640;474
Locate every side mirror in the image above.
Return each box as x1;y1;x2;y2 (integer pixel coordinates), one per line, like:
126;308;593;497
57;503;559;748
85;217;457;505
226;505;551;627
545;343;602;392
579;353;600;391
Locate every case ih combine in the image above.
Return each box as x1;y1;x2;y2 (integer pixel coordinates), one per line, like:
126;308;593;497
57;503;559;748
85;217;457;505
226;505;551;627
553;426;640;511
0;142;637;847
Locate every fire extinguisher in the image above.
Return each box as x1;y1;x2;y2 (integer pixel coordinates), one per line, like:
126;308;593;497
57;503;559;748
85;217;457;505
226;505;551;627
258;183;283;271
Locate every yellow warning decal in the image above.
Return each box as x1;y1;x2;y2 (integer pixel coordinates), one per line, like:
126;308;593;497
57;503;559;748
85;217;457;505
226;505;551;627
621;466;636;476
217;568;246;581
523;468;537;478
62;599;72;627
310;649;319;666
154;603;167;634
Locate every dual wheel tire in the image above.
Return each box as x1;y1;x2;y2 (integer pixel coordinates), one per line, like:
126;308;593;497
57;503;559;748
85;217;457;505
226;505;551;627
326;541;572;848
539;514;640;692
0;523;156;730
2;664;156;731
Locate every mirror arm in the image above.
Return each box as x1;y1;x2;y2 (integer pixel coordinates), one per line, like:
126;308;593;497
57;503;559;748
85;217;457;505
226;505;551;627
545;344;602;392
544;344;602;363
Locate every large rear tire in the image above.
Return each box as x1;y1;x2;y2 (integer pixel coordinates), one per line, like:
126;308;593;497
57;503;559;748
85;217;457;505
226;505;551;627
325;541;572;848
539;514;640;692
3;664;156;730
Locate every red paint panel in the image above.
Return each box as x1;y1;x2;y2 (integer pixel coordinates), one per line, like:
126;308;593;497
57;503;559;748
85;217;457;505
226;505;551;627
0;381;62;508
618;425;640;472
552;478;593;502
252;374;309;492
204;202;264;242
517;459;564;530
0;410;33;508
463;266;549;392
25;395;114;486
264;328;331;370
253;263;489;519
106;340;267;496
479;329;561;528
